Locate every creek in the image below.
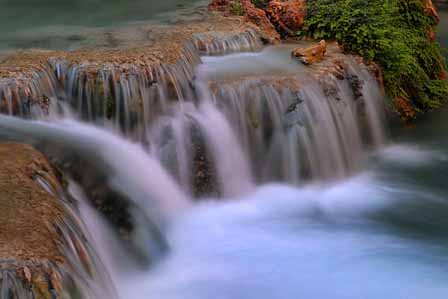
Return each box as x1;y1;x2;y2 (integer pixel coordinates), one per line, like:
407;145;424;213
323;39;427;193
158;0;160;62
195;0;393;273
0;5;447;299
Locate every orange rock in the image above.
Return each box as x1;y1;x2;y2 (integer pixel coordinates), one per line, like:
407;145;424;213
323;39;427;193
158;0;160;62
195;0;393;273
241;0;280;42
208;0;280;42
292;40;327;65
436;70;447;80
394;96;416;122
428;29;436;41
266;0;306;37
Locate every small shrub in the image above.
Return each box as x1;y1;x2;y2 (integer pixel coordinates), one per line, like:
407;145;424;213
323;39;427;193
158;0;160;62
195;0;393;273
230;0;244;15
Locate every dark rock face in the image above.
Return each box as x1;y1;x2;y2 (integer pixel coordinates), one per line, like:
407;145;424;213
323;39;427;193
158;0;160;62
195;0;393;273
190;122;220;198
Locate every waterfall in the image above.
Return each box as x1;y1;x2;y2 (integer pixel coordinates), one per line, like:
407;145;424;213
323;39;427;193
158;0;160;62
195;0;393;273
148;100;253;198
0;115;189;219
192;28;262;55
198;47;384;183
0;64;62;118
0;43;385;190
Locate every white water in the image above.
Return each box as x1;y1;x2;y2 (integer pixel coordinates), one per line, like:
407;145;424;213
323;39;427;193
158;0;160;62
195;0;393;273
0;115;188;221
2;112;448;299
1;41;447;299
74;156;448;299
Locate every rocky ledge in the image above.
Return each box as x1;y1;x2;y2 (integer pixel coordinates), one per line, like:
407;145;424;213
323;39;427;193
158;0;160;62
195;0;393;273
0;142;107;298
0;14;265;118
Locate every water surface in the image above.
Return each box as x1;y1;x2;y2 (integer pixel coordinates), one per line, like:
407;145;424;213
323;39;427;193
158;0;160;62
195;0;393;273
0;0;206;52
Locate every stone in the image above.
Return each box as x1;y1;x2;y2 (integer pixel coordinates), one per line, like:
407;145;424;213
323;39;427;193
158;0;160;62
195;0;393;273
0;142;103;298
0;143;65;298
241;0;280;42
291;40;327;65
208;0;232;14
208;0;280;42
266;0;306;37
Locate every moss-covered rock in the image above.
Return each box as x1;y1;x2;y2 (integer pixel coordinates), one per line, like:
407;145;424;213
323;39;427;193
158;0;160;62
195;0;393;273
301;0;448;122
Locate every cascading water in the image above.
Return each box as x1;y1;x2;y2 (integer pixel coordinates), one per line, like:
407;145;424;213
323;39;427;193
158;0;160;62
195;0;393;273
1;22;447;298
197;45;384;182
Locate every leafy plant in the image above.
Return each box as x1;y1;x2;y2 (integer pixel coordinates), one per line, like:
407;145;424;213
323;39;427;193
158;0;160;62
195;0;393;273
251;0;269;9
230;0;244;15
301;0;448;120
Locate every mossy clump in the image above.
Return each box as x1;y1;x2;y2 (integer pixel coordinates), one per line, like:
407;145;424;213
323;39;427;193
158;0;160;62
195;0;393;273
230;0;244;15
251;0;269;9
301;0;448;121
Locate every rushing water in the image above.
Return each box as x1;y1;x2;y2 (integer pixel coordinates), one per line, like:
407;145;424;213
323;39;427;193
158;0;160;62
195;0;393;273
0;10;447;299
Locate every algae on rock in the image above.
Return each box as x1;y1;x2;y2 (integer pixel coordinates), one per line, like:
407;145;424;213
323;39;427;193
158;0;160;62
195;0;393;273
302;0;448;121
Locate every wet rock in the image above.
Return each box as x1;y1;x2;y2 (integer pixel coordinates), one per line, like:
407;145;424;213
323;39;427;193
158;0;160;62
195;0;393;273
330;59;346;80
0;143;89;298
0;14;264;121
347;74;364;100
266;0;306;37
208;0;280;42
240;0;280;43
394;96;417;122
190;122;220;198
38;143;168;266
292;40;327;65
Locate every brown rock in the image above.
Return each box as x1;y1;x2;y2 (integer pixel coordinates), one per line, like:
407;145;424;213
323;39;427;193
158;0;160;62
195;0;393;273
428;29;437;41
292;40;327;65
266;0;306;37
0;143;64;264
208;0;232;14
394;96;417;122
241;0;280;42
436;70;447;80
208;0;280;42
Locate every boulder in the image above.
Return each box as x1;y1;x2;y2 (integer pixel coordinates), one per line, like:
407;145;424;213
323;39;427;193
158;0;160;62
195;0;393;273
291;40;327;65
266;0;306;37
0;143;66;298
241;0;280;42
0;142;107;298
208;0;280;42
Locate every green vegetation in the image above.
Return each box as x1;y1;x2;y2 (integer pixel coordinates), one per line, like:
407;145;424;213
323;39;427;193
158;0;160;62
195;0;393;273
251;0;269;9
230;0;244;15
301;0;448;119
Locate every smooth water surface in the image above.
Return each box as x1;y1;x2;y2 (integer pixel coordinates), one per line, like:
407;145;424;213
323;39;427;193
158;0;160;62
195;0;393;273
0;0;206;52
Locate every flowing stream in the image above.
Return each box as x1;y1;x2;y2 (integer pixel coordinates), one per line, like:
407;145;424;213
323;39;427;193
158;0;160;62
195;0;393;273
0;7;447;299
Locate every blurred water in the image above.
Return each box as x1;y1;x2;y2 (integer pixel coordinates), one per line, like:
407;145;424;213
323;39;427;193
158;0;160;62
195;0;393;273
0;7;446;298
0;0;206;52
122;144;448;299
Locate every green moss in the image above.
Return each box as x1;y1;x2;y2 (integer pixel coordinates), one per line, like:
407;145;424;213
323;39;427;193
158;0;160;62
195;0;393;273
251;0;269;9
301;0;448;119
230;0;244;15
